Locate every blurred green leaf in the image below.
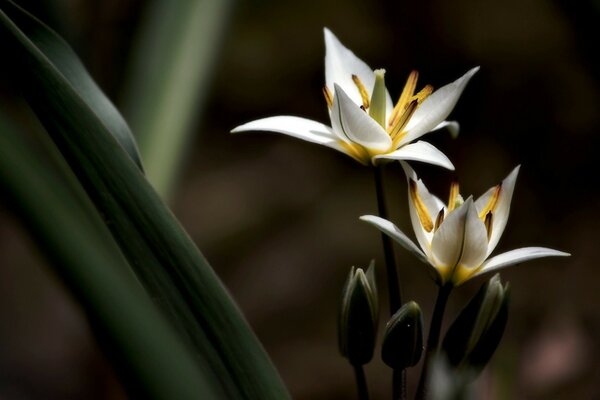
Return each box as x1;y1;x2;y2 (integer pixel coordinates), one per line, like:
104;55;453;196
0;113;222;400
122;0;232;198
0;2;290;399
0;0;143;170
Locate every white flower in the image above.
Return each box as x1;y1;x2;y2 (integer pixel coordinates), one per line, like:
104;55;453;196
360;163;569;286
232;28;479;168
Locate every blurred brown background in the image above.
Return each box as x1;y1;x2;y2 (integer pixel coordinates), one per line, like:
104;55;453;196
1;0;598;399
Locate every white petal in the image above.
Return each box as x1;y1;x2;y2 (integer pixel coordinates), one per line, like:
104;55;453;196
231;116;346;153
400;162;446;257
324;28;375;107
474;247;571;278
359;215;427;262
432;120;460;139
374;141;454;170
332;84;391;151
359;215;440;280
475;165;520;256
457;201;489;270
400;67;479;146
431;198;470;271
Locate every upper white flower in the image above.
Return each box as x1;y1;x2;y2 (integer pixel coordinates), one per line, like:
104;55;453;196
232;28;479;169
360;163;570;286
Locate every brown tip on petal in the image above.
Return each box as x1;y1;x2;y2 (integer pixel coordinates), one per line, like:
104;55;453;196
479;184;502;220
409;179;434;232
484;211;493;241
351;74;370;109
322;86;333;109
434;208;445;232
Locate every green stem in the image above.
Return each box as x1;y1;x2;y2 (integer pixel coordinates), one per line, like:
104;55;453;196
415;284;453;400
353;364;369;400
373;165;401;312
373;165;405;400
392;368;406;400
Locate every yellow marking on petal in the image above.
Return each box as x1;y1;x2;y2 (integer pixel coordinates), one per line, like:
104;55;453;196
448;181;460;212
352;74;370;110
322;86;333;109
409;179;433;232
434;208;445;232
484;212;493;241
339;141;370;164
479;184;502;220
388;70;419;128
451;265;482;286
389;100;418;148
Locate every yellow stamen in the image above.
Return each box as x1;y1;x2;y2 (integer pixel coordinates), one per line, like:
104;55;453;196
351;75;370;110
389;100;418;146
412;84;433;103
389;70;419;128
448;181;460;212
409;179;433;232
479;185;502;219
484;212;493;241
434;208;445;232
322;86;333;109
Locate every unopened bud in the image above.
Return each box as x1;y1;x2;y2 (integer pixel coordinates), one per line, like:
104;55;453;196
381;301;423;369
442;274;510;374
338;261;379;365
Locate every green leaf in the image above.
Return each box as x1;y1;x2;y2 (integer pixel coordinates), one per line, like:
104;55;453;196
0;2;290;399
121;0;232;198
0;0;143;170
0;113;223;400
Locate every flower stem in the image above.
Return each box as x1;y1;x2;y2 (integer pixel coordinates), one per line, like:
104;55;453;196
373;165;401;312
353;364;370;400
373;165;405;400
415;284;453;400
392;368;406;400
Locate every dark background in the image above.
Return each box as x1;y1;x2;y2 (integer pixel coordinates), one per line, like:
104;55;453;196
1;0;598;398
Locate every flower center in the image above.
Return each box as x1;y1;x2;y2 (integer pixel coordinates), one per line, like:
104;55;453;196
322;70;434;153
388;71;433;148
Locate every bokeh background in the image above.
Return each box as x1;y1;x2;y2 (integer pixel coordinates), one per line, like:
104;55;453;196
1;0;598;398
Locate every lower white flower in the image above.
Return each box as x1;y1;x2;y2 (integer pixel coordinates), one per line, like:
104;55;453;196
360;163;569;286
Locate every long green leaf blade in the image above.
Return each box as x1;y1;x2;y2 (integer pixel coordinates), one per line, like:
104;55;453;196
0;0;143;169
122;0;231;197
0;114;222;400
0;3;291;399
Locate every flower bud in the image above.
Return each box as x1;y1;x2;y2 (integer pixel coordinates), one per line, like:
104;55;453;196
338;261;378;365
442;274;510;373
381;301;424;369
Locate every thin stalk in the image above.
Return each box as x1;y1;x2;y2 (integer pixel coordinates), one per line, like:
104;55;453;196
373;164;401;312
373;164;404;400
353;364;369;400
415;284;453;400
392;368;406;400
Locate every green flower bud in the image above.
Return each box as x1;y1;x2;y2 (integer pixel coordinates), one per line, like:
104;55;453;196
381;301;424;369
442;274;510;374
338;261;378;365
